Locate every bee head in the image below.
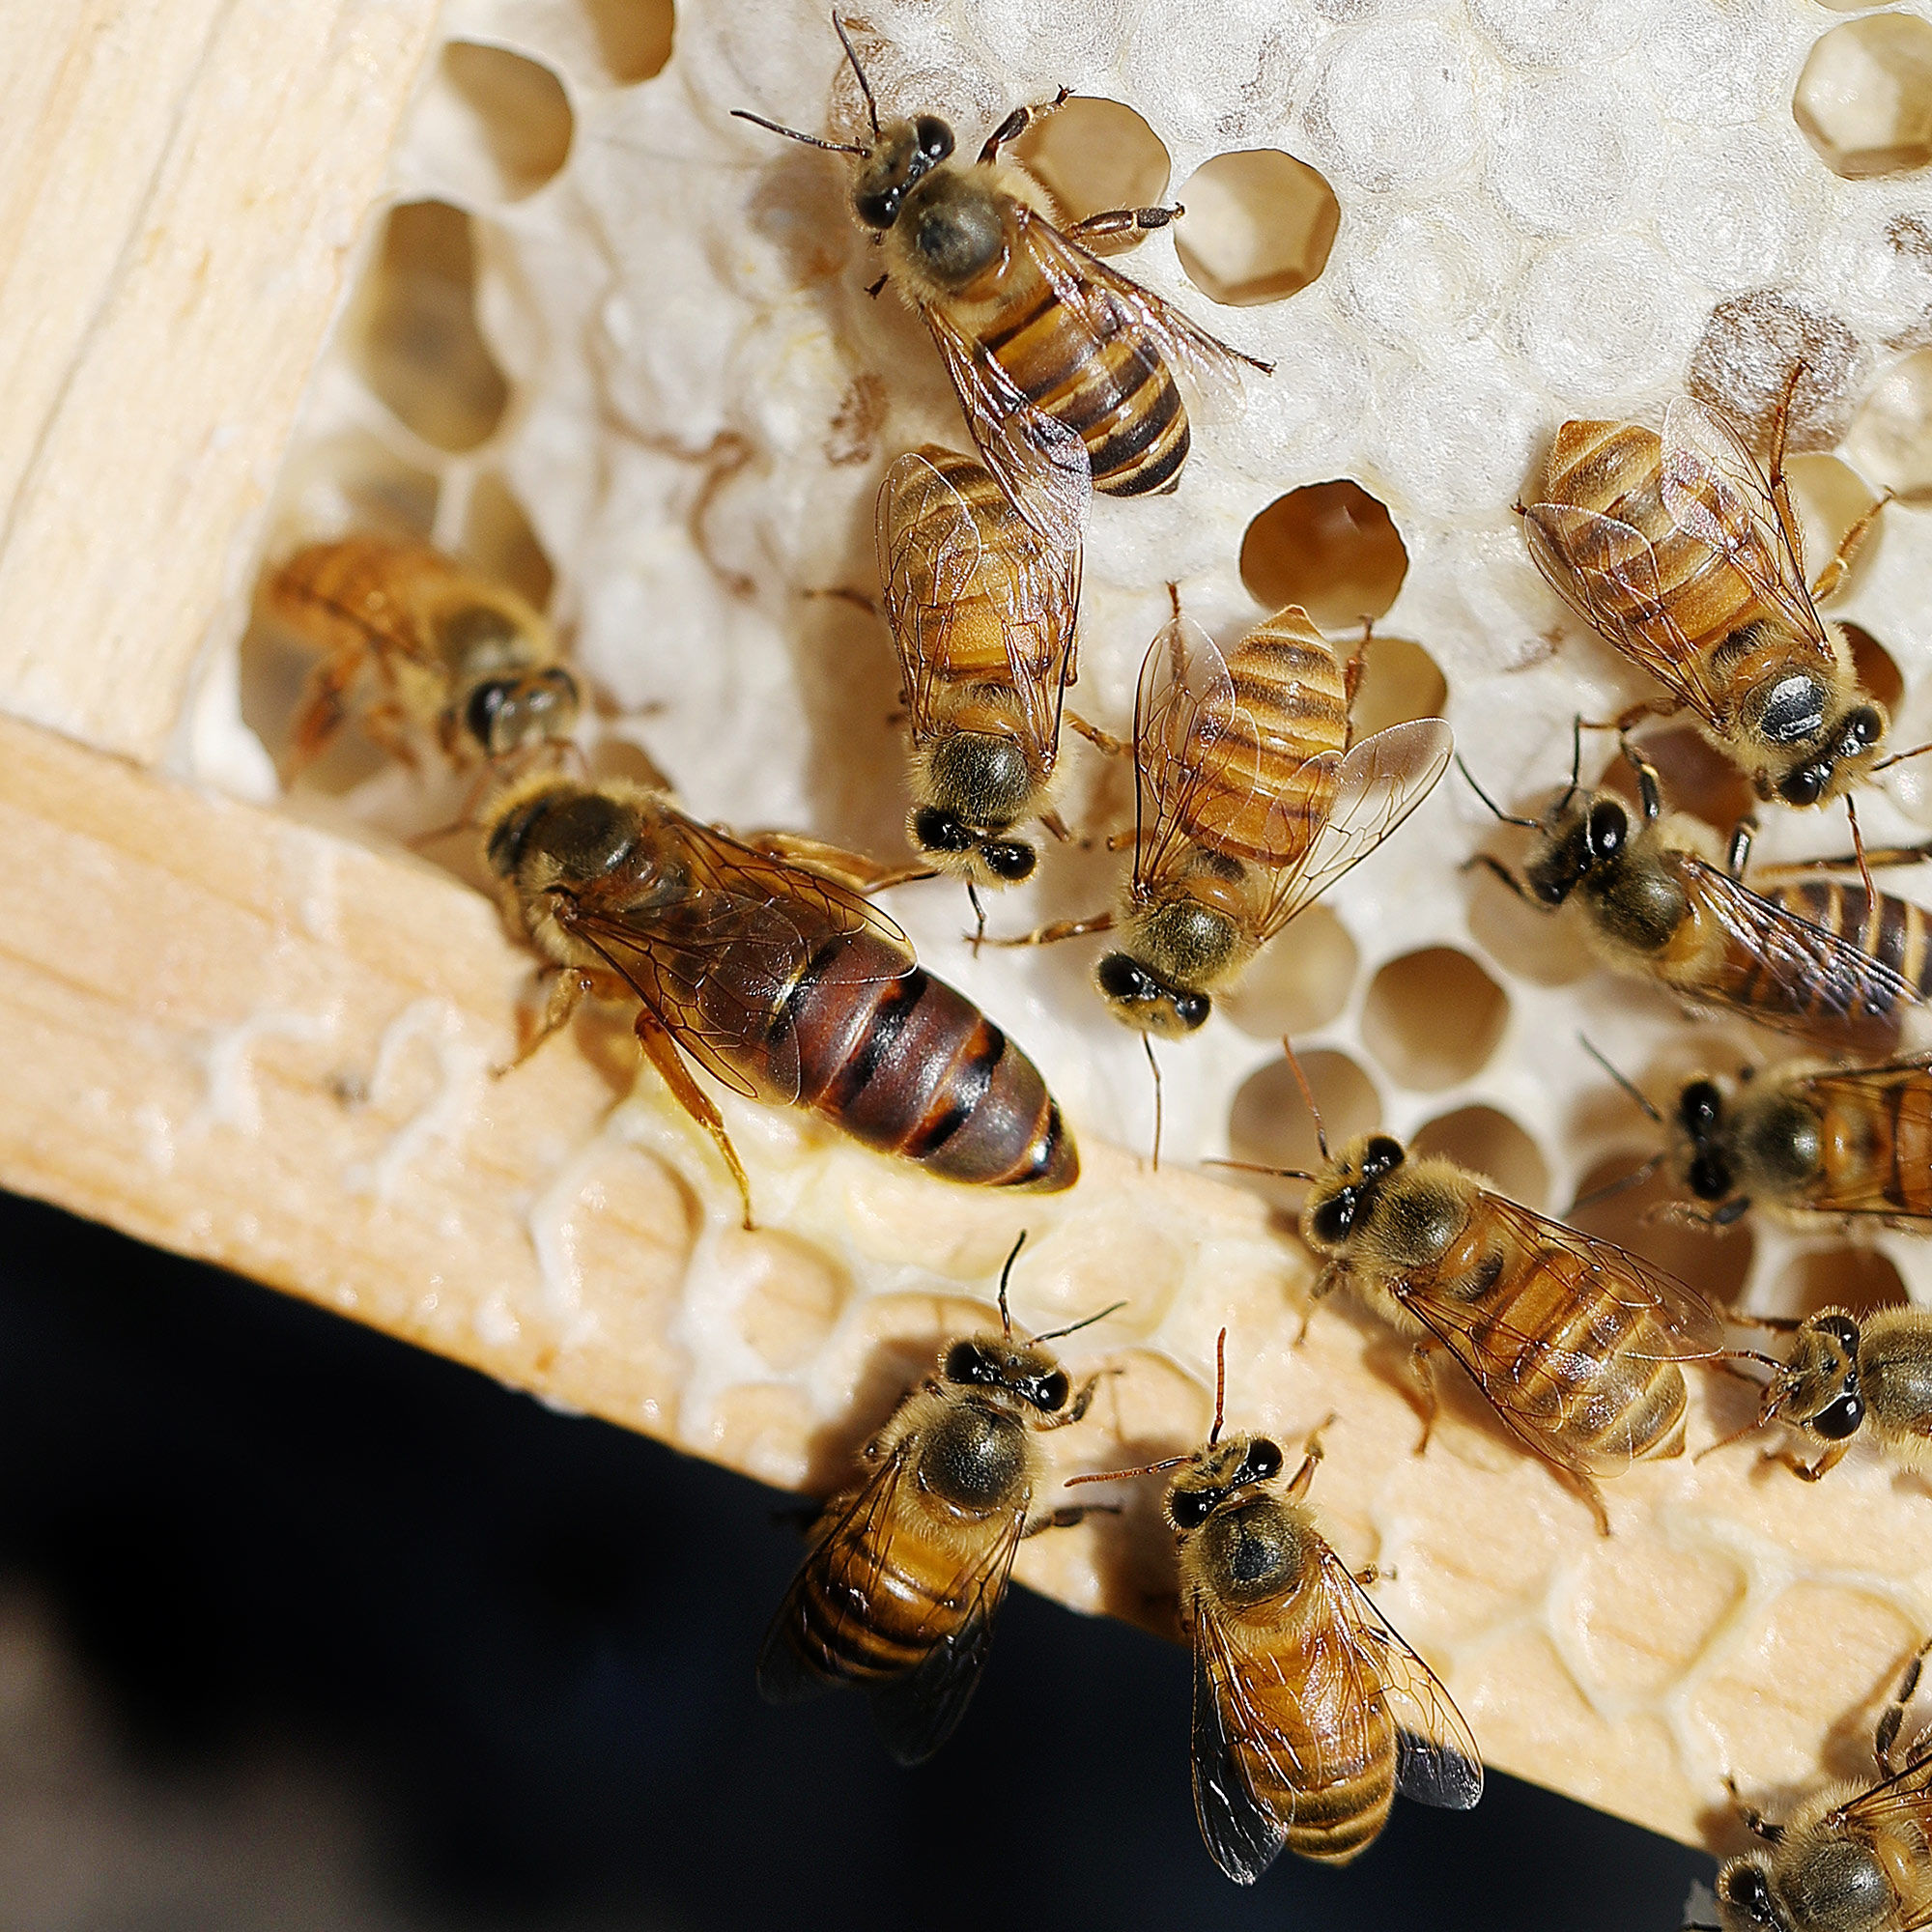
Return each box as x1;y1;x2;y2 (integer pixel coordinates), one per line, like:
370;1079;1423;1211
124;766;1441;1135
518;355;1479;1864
1767;1310;1866;1445
940;1335;1069;1414
461;668;582;759
1165;1433;1285;1531
1714;1857;1785;1931
1299;1133;1406;1253
851;114;955;229
1095;952;1211;1037
1760;685;1887;808
1525;791;1630;904
1677;1077;1733;1202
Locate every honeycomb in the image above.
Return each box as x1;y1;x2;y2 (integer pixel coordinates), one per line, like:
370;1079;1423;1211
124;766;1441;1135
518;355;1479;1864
193;0;1932;1861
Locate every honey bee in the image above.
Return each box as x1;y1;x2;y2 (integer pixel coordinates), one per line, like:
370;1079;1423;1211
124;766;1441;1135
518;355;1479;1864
877;443;1081;891
1008;601;1453;1038
757;1236;1117;1764
733;16;1269;549
1466;731;1928;1051
481;772;1077;1226
261;535;579;777
1069;1332;1482;1881
1698;1636;1932;1931
1520;394;1893;813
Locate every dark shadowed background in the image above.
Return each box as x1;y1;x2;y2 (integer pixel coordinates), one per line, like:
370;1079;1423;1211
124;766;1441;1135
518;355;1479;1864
0;1188;1710;1930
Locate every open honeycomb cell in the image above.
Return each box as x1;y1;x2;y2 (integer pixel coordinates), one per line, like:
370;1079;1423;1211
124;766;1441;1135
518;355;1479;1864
1010;97;1170;255
1237;480;1408;627
1172;149;1340;306
1795;14;1932;180
1361;948;1508;1092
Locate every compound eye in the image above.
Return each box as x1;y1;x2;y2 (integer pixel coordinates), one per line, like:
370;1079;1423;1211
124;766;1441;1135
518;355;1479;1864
1815;1392;1865;1441
1779;761;1828;806
1688;1151;1732;1202
1245;1438;1283;1483
1309;1191;1354;1245
1096;952;1153;1003
943;1341;990;1384
1719;1863;1776;1926
1036;1369;1070;1412
1844;704;1884;754
1362;1135;1406;1178
1170;1488;1215;1531
912;806;975;854
853;185;899;229
1585;799;1627;856
1817;1313;1862;1353
1173;990;1211;1032
464;681;510;750
1679;1080;1722;1136
981;840;1036;882
913;114;954;160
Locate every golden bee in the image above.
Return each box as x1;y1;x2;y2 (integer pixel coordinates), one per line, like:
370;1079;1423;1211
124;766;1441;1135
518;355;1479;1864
261;535;579;776
757;1238;1116;1764
1698;1636;1932;1931
876;443;1082;891
1466;732;1929;1051
1520;394;1893;813
1711;1306;1932;1483
734;16;1268;548
1009;600;1453;1038
1070;1332;1482;1882
481;772;1077;1225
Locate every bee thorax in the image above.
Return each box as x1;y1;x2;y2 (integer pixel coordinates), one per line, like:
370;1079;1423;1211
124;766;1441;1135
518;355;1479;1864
1780;1836;1894;1932
1197;1498;1308;1607
1127;898;1243;986
920;1400;1030;1511
921;731;1036;828
1737;1095;1824;1192
1591;860;1688;953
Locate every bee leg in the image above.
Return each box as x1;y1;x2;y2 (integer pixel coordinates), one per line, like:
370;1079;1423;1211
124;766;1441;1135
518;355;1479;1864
1293;1267;1342;1347
738;830;936;894
496;965;626;1074
280;656;361;781
1617;737;1666;822
1343;618;1374;724
978;87;1070;165
1284;1414;1339;1499
1877;1635;1932;1774
1724;1776;1786;1842
983;911;1115;948
631;1009;756;1230
1038;809;1074;842
1724;815;1758;879
1810;488;1892;601
1405;1343;1442;1456
1461;852;1539;903
1066;204;1181;242
1751;839;1932;877
1763;1441;1850;1483
1065;711;1130;758
801;583;878;617
1022;1501;1118;1538
1555;1466;1612;1538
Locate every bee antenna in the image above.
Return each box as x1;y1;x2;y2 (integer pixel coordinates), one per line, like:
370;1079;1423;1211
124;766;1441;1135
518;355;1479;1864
1565;1150;1665;1215
1208;1326;1229;1447
830;10;881;141
1577;1034;1664;1124
996;1230;1026;1339
1281;1037;1329;1161
729;109;867;156
1455;754;1540;830
1873;739;1932;773
1065;1454;1191;1488
1203;1158;1319;1183
1144;1034;1163;1172
1564;713;1585;806
1847;792;1879;909
1030;1300;1128;1346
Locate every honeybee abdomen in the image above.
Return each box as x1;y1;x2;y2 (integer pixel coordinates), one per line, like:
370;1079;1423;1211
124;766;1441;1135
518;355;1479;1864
1763;880;1932;1005
1814;1071;1932;1217
790;1511;976;1686
768;931;1077;1190
980;279;1188;497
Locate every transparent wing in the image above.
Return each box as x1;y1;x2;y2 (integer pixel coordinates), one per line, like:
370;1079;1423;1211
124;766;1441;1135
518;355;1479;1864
1129;613;1247;903
262;536;453;668
1260;718;1454;938
561;810;914;1104
1189;1590;1292;1885
1828;1747;1932;1866
922;301;1093;554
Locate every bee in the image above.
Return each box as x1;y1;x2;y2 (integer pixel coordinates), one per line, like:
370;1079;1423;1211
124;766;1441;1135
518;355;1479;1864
481;772;1077;1226
1068;1332;1482;1882
1708;1306;1932;1483
260;535;579;777
733;15;1269;550
1228;1054;1724;1533
1697;1635;1932;1931
1520;393;1895;814
757;1236;1117;1764
1007;600;1453;1039
1465;730;1928;1051
877;443;1081;893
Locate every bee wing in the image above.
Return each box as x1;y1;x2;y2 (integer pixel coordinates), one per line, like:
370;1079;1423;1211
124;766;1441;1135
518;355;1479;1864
1520;501;1730;724
1129;612;1249;902
1684;857;1920;1030
561;810;916;1105
1188;1587;1293;1884
1258;718;1455;939
921;300;1093;554
1824;1747;1932;1863
263;537;451;666
1316;1547;1484;1812
1658;395;1833;655
875;448;1082;761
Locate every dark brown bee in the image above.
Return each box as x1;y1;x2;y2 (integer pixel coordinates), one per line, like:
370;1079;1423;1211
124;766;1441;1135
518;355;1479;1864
877;444;1081;889
1466;731;1928;1051
481;772;1076;1226
261;535;579;777
1070;1333;1482;1882
1696;1636;1932;1931
758;1237;1117;1763
1520;394;1892;812
734;15;1268;549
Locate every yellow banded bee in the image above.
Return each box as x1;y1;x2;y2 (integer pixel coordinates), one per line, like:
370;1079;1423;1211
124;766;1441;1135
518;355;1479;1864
1697;1636;1932;1931
1069;1332;1482;1882
734;15;1269;549
877;444;1081;893
482;772;1076;1226
261;534;579;778
758;1236;1118;1763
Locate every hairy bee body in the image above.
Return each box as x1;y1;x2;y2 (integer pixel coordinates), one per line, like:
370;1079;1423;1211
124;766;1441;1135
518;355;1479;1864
264;535;578;771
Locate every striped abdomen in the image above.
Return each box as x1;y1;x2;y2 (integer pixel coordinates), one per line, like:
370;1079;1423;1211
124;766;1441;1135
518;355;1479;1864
1802;1070;1932;1217
1418;1216;1688;1474
715;926;1076;1190
1176;608;1348;871
1763;879;1932;1001
976;216;1188;497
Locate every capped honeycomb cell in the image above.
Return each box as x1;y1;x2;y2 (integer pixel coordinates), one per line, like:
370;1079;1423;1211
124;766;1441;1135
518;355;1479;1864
583;0;675;83
424;43;575;204
1011;97;1169;257
1846;347;1932;500
1687;289;1860;453
350;201;509;454
1351;633;1446;738
1411;1104;1548;1208
1219;905;1359;1039
463;472;555;612
1795;15;1932;180
1361;947;1508;1092
1172;150;1339;306
1238;480;1407;628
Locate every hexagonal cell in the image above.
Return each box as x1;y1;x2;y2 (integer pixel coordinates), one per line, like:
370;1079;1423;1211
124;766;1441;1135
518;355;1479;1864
1360;948;1508;1092
1569;1152;1755;1306
1847;347;1932;501
1844;620;1906;713
1787;452;1885;601
1352;633;1447;737
1238;480;1408;629
1220;905;1359;1039
1410;1104;1549;1208
584;0;675;83
1173;150;1339;306
1687;290;1860;453
1600;724;1755;836
463;471;555;611
1012;98;1170;257
427;43;574;204
1227;1047;1379;1193
1773;1245;1907;1319
1795;15;1932;180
